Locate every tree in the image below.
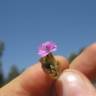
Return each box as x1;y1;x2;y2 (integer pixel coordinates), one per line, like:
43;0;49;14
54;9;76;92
68;47;85;63
0;40;4;87
0;63;4;87
7;65;20;82
0;41;4;58
68;53;78;63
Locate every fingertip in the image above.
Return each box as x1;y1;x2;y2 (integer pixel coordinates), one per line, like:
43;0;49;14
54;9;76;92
56;69;96;96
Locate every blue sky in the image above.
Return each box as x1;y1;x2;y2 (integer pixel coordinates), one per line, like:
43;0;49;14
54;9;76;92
0;0;96;75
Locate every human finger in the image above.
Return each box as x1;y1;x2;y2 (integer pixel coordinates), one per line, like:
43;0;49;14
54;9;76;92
70;43;96;80
0;56;69;96
56;69;96;96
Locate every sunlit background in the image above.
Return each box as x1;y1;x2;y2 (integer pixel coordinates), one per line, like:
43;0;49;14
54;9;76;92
0;0;96;86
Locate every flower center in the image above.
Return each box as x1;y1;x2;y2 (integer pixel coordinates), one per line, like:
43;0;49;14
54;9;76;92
45;45;51;52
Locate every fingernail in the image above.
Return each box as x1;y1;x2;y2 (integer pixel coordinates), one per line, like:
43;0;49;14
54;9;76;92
56;70;95;96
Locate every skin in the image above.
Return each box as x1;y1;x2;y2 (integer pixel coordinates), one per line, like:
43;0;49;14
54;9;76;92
0;43;96;96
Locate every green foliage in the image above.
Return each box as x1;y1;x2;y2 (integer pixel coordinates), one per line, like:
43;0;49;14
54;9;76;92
0;63;4;87
78;47;85;54
68;47;85;63
0;41;4;58
0;40;4;87
68;53;78;63
7;65;20;83
0;40;20;86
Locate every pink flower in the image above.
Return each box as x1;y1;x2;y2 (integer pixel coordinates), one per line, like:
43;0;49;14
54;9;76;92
38;41;57;57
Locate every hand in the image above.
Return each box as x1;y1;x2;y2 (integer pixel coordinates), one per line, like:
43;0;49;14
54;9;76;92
0;44;96;96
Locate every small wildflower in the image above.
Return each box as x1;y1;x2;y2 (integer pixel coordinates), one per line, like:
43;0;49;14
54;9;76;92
38;41;57;57
38;41;60;79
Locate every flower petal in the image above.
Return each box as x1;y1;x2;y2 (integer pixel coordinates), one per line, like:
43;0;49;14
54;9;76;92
38;41;57;57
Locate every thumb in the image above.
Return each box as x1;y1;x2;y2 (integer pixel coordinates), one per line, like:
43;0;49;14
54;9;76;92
56;69;96;96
